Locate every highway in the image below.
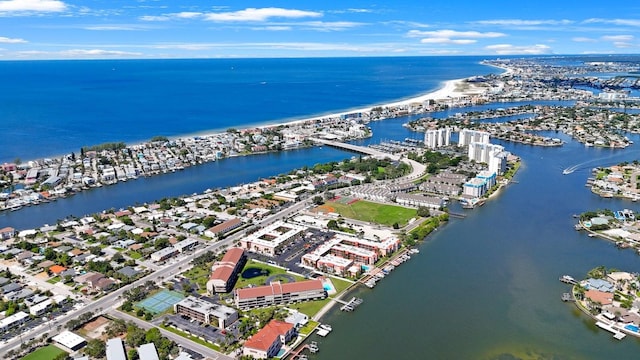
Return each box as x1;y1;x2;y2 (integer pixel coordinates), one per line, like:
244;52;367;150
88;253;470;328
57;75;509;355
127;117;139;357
4;199;309;357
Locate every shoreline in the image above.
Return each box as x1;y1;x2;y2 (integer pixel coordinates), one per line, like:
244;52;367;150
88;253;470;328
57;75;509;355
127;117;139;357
5;74;488;166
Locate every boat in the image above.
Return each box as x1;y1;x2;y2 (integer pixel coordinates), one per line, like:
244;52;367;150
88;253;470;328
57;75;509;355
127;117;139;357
319;324;332;331
560;275;576;284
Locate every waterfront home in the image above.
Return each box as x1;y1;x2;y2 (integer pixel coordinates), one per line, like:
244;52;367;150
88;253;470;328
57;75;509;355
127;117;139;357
0;227;16;240
243;320;297;359
585;289;614;306
234;279;326;310
583;278;616;293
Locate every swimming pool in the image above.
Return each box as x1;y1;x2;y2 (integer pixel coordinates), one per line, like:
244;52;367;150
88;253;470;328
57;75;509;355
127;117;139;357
625;324;639;332
323;279;337;294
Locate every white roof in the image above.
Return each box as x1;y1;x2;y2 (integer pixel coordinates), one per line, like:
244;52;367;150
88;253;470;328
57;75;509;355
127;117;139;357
106;338;127;360
138;343;160;360
52;331;86;349
0;311;28;328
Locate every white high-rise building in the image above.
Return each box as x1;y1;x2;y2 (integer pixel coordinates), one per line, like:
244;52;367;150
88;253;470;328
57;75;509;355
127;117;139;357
468;142;504;164
424;128;451;149
489;151;508;175
458;129;490;148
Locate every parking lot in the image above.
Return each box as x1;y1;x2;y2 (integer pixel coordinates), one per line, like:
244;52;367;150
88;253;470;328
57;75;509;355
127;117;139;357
249;227;335;278
163;313;238;347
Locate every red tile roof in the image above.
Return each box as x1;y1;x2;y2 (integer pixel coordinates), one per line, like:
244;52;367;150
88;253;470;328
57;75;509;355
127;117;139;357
244;320;293;352
49;265;67;274
585;289;614;306
236;279;323;300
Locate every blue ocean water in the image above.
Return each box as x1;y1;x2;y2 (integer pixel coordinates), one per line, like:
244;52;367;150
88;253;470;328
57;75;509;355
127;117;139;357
0;56;499;163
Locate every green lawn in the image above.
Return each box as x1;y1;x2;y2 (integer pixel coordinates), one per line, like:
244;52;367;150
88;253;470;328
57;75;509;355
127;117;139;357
127;251;142;259
21;345;67;360
235;260;304;289
182;265;211;293
46;276;61;284
325;200;417;226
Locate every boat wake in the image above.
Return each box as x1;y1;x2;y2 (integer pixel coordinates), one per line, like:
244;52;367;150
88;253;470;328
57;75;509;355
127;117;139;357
563;150;640;175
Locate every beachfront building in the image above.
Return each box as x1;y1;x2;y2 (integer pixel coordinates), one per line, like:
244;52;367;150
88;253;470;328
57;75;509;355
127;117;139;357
458;129;489;147
242;320;297;359
240;221;305;257
174;296;238;328
234;279;326;310
462;178;488;198
424;128;451;149
316;255;354;277
468;142;504;164
301;233;401;273
206;247;246;294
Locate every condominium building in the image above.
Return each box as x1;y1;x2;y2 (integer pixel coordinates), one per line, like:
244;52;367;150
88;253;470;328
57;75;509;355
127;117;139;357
462;177;488;198
206;247;246;294
240;221;305;257
424;128;451;149
174;296;239;328
467;142;504;164
234;279;326;310
458;129;490;147
243;320;297;359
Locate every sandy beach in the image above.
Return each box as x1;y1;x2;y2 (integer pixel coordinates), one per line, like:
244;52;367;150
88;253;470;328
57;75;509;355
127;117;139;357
193;76;491;137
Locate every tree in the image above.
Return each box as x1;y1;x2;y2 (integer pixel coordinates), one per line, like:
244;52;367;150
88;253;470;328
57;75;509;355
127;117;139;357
112;252;125;263
145;327;162;343
126;324;146;347
84;339;106;358
417;206;430;218
312;196;324;205
327;220;339;230
128;349;139;360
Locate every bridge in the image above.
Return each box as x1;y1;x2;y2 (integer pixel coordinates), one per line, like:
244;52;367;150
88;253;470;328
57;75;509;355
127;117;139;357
311;138;400;160
311;138;426;181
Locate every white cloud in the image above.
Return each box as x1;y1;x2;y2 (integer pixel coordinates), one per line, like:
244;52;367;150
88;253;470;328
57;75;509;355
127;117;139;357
175;11;202;19
572;37;597;42
250;26;292;31
584;18;640;27
0;36;26;43
421;38;476;45
0;0;66;12
60;49;142;56
408;29;505;39
301;21;363;31
139;15;170;22
485;44;552;55
84;25;148;31
601;35;634;42
408;29;504;46
204;7;321;22
613;42;633;48
476;19;573;26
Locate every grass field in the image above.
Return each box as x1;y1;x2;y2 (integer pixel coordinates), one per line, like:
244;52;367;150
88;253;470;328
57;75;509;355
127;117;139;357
22;345;67;360
235;260;304;289
287;276;353;317
182;265;210;294
322;200;417;226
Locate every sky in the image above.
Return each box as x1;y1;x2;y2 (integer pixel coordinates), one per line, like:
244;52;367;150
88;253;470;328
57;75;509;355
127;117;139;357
1;0;640;59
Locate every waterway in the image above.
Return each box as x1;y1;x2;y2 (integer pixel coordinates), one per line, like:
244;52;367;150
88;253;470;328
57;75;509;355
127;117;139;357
4;101;640;358
312;132;640;359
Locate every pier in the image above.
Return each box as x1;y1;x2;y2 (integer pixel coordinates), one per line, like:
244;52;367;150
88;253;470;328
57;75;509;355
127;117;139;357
334;296;364;312
560;275;577;285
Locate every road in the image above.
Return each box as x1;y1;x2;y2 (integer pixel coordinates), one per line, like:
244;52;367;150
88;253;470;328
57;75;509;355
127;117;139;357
4;200;308;355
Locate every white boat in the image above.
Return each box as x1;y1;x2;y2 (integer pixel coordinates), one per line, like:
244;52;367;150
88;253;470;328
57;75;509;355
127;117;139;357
319;324;332;331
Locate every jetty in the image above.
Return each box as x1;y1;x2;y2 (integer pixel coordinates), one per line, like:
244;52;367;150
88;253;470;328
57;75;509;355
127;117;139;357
336;297;364;312
560;275;577;285
561;293;574;302
317;324;332;337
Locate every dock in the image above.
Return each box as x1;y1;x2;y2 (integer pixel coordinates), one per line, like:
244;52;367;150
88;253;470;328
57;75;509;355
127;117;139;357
336;297;363;312
561;293;574;302
559;275;577;285
596;321;626;340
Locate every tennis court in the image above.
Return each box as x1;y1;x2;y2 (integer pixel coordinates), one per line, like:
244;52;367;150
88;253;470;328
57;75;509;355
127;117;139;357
136;289;185;314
